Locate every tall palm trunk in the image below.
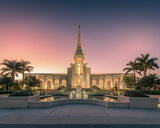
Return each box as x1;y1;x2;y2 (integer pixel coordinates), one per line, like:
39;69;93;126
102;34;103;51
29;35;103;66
22;70;24;90
11;70;15;81
144;67;146;77
133;70;136;89
11;71;15;91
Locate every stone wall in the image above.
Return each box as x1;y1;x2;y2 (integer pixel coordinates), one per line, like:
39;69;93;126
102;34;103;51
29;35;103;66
0;96;39;109
25;73;127;90
91;73;125;90
129;97;158;109
25;73;68;90
118;96;158;109
147;95;160;103
0;96;158;109
29;99;108;108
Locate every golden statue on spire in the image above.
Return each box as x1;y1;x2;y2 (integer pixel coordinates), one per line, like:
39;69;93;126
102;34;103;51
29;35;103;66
77;24;80;31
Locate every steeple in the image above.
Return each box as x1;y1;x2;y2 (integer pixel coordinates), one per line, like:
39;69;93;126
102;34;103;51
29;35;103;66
74;24;84;55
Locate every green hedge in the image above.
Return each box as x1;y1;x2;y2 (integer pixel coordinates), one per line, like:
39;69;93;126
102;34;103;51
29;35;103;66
0;90;14;94
9;90;34;96
142;90;160;95
124;90;149;97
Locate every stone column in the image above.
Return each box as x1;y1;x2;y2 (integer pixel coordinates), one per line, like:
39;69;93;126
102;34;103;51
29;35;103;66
59;79;62;87
120;75;123;89
53;78;55;90
51;78;54;90
96;79;99;88
111;76;114;88
44;78;47;89
103;78;105;89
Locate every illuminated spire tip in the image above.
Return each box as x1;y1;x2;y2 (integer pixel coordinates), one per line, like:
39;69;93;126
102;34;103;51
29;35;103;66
77;24;80;31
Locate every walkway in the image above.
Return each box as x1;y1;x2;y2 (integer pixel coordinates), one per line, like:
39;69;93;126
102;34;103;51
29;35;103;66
0;104;160;127
0;94;9;97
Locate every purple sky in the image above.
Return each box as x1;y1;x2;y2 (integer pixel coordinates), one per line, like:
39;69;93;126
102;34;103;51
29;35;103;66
0;0;160;76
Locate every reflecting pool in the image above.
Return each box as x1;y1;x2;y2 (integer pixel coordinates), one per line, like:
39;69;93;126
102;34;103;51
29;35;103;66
40;95;117;102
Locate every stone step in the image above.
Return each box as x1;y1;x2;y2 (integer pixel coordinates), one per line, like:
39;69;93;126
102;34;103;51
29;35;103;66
0;124;160;128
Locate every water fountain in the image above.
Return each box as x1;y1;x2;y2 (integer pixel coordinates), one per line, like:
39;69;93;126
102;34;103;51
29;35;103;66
69;86;88;99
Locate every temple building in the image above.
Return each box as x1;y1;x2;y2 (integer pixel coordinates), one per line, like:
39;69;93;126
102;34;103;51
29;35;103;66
25;25;126;90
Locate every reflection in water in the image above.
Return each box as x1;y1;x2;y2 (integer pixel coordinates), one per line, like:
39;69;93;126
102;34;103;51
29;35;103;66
40;96;67;102
158;104;160;108
40;95;117;102
40;96;54;102
103;97;117;102
88;96;117;102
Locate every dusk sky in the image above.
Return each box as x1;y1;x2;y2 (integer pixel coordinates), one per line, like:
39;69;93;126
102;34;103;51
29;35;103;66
1;0;160;75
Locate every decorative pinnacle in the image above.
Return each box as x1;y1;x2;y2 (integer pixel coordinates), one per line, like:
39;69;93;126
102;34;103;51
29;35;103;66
74;23;84;56
77;24;80;31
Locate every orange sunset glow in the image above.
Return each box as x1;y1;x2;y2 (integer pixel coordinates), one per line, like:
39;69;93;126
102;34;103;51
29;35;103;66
0;0;160;75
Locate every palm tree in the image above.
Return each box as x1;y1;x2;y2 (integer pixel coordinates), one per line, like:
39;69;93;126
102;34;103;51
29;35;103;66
136;53;159;77
19;59;33;89
148;74;160;90
0;73;12;91
137;74;159;90
1;59;21;81
123;75;135;89
123;60;141;88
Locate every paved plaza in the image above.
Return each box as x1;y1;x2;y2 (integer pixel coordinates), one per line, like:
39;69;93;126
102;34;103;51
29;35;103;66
0;104;160;127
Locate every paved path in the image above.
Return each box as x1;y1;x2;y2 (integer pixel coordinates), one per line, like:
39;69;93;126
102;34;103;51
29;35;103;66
0;94;9;97
0;104;160;127
0;104;160;124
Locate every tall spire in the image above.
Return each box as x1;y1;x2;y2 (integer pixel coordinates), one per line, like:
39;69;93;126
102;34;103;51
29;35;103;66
75;24;84;55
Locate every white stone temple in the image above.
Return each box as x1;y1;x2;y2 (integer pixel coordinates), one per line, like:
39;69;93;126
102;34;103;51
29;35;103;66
25;25;127;90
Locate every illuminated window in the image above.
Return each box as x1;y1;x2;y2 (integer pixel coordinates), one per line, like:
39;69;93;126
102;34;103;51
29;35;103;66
92;80;97;87
76;58;83;75
62;79;67;87
78;64;80;75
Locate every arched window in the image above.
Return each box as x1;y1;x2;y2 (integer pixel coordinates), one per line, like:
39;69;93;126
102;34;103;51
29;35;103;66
78;64;81;75
76;58;83;75
92;80;97;87
61;79;67;87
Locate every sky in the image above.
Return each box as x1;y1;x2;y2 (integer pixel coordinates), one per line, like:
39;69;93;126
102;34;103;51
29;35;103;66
0;0;160;75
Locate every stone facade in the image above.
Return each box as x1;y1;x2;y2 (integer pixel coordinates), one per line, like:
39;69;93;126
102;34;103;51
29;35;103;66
25;25;126;90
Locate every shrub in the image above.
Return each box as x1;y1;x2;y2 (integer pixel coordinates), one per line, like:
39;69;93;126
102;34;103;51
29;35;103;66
92;86;100;90
0;90;14;94
9;90;34;96
57;86;66;90
142;90;160;95
124;90;149;97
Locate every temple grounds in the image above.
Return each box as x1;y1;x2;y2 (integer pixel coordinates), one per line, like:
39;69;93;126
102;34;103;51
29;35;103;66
0;104;160;128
